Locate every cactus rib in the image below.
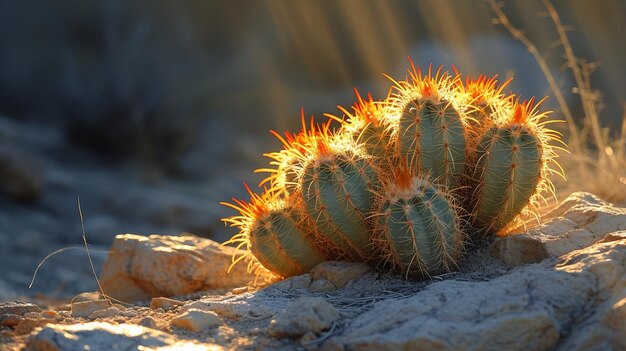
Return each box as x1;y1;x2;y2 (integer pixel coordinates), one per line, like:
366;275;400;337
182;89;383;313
375;172;463;277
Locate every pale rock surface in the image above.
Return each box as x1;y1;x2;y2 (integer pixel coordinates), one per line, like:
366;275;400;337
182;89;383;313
99;233;273;301
329;237;626;351
310;261;371;290
24;322;222;351
492;192;626;265
0;300;42;316
308;278;337;293
88;306;119;320
268;297;340;338
150;297;184;310
181;291;285;320
8;192;625;350
71;291;103;303
271;273;312;290
170;308;223;332
71;300;111;318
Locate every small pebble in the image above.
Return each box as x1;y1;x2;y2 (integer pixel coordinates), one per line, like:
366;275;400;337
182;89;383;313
138;316;158;329
72;292;103;303
169;309;222;332
89;307;119;320
308;279;336;293
150;297;184;310
71;300;112;318
231;286;249;294
0;300;42;316
41;310;58;319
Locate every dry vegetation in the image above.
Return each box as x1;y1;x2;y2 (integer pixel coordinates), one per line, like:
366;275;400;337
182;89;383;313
488;0;626;206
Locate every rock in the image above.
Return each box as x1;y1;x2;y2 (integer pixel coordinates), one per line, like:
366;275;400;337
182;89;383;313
0;144;43;202
72;292;104;303
560;294;626;351
150;297;184;310
0;314;22;327
23;312;42;319
99;233;274;301
0;301;42;316
15;318;51;335
268;297;340;338
310;261;371;289
492;192;626;265
308;279;337;293
88;307;119;320
330;238;626;350
170;309;223;332
599;230;626;243
182;292;286;320
231;286;248;294
71;300;112;318
24;322;221;350
138;316;159;329
271;274;312;291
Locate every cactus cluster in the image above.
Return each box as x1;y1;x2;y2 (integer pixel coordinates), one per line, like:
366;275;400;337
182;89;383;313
222;61;565;280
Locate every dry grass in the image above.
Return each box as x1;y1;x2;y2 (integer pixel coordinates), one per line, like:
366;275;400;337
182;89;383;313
488;0;626;206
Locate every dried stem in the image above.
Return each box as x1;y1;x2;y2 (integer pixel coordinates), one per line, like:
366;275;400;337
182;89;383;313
541;0;605;161
486;0;582;158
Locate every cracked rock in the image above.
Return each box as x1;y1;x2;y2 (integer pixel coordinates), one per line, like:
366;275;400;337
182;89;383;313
24;322;220;350
492;192;626;266
310;261;371;290
268;297;340;338
170;309;223;332
99;234;275;301
330;238;626;351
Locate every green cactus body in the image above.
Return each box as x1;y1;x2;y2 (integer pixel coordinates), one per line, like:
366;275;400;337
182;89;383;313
473;124;542;232
250;206;327;278
301;151;380;260
377;177;462;277
397;98;466;186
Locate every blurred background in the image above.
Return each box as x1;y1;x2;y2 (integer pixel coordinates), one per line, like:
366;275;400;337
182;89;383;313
0;0;624;300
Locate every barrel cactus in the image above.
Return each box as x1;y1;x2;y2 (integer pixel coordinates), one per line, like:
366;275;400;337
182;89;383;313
468;98;564;233
221;60;566;281
374;168;464;278
387;64;468;187
221;185;327;278
299;125;382;261
328;89;394;160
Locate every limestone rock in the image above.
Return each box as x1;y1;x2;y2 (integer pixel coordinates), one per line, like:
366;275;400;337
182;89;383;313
88;307;120;320
150;297;184;310
270;274;312;291
308;279;337;293
71;292;104;303
15;318;51;336
138;316;159;329
268;297;340;338
0;314;22;327
99;233;273;301
330;238;626;351
170;309;223;332
0;300;42;316
231;286;249;294
24;322;220;350
310;261;371;290
71;300;112;318
181;292;283;320
492;192;626;265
